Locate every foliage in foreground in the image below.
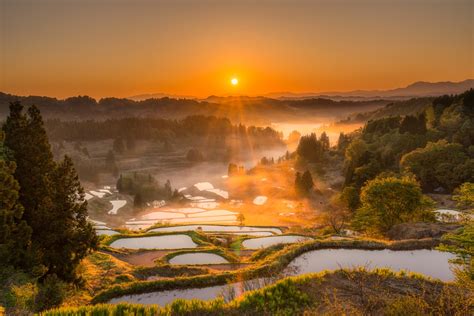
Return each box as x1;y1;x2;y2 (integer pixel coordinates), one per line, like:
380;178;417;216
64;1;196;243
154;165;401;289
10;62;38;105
439;182;474;285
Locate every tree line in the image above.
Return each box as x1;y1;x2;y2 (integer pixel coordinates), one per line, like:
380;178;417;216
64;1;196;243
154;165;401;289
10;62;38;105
45;116;284;147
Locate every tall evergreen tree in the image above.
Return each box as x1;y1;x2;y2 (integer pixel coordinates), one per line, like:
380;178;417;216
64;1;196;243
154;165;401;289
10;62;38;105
0;132;32;268
320;132;330;150
2;102;97;281
301;170;314;193
47;156;97;281
295;172;302;194
3;103;55;267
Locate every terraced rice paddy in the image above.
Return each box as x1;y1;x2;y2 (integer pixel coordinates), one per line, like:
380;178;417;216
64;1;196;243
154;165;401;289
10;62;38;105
242;235;311;249
126;208;240;230
95;229;119;236
109;235;198;250
168;253;229;265
286;249;456;281
108;249;455;306
149;225;282;235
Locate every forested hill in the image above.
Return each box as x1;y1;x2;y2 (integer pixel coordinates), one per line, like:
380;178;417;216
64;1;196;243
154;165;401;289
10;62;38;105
340;89;474;194
342;97;435;123
0;92;388;123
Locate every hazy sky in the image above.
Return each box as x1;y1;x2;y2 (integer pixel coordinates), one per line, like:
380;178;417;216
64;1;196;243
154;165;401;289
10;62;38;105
1;0;472;98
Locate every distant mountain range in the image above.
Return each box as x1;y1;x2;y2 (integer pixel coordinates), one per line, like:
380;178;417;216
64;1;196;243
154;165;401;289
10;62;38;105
127;93;196;101
265;79;474;100
126;79;473;101
1;79;471;123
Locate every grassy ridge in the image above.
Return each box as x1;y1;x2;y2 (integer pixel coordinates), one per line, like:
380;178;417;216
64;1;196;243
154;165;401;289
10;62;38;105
42;268;468;316
91;238;441;303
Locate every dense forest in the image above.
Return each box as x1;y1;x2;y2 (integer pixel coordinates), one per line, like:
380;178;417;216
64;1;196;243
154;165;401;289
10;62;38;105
341;89;473;195
292;90;473;239
44;116;284;145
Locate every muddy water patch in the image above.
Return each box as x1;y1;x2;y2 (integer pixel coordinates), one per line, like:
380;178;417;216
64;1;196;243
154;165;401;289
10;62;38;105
96;229;119;236
110;235;198;250
150;225;282;235
109;284;233;305
169;253;229;265
242;235;311;249
287;248;456;281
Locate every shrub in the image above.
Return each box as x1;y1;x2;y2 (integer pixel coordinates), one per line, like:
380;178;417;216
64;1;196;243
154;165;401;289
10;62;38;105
34;274;66;312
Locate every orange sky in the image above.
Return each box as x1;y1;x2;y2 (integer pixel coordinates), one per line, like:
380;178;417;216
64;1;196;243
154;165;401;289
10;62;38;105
1;0;472;99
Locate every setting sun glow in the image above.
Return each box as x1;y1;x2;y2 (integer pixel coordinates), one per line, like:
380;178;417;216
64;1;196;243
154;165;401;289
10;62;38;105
231;78;239;86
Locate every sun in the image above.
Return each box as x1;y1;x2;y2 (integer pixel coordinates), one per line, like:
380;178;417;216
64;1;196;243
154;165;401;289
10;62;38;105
231;78;239;86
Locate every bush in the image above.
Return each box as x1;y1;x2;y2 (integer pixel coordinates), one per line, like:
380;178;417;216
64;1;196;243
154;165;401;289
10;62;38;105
34;274;66;312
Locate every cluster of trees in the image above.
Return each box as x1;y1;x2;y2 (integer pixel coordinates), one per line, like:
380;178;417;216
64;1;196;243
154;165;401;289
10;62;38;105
0;102;97;312
296;132;330;163
259;156;275;165
186;148;205;162
342;90;474;200
400;140;473;192
45;116;284;149
336;132;352;153
113;136;136;153
116;173;178;208
295;171;314;196
228;163;245;176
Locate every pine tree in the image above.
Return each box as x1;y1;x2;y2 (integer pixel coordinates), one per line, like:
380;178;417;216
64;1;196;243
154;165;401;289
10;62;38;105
113;137;125;153
47;156;97;281
320;132;330;150
3;103;56;267
164;179;172;198
116;174;123;192
301;170;314;193
295;172;303;195
0;132;32;268
134;193;143;208
3;102;97;281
